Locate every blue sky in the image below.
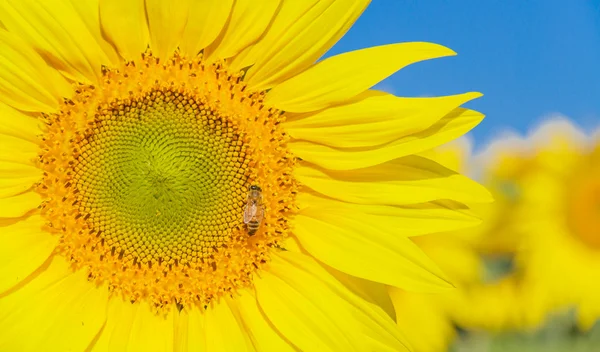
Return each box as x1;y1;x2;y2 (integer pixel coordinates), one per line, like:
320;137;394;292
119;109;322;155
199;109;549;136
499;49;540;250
325;0;600;149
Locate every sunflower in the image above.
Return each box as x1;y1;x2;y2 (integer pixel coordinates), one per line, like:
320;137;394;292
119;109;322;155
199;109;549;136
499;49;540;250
509;119;600;330
0;1;490;350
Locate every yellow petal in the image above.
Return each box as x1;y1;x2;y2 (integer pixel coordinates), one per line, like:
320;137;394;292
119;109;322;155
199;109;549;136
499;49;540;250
172;310;189;352
204;299;252;351
99;0;149;61
179;0;233;57
420;137;473;172
265;42;456;113
293;209;452;292
0;256;108;351
240;0;370;91
285;91;481;148
0;215;57;293
422;241;483;284
0;179;36;199
289;108;485;170
0;192;41;218
324;266;396;321
228;0;320;71
0;103;42;143
0;29;71;112
0;0;116;83
204;0;281;62
68;0;121;67
0;134;39;165
281;236;396;320
297;192;481;237
145;0;190;59
256;267;353;352
175;309;206;352
0;159;40;198
295;156;493;206
232;290;297;351
389;287;456;352
0;135;40;196
91;298;174;351
255;251;410;352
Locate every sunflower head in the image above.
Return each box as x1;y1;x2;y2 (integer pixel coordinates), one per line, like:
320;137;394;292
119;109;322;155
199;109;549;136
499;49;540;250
35;52;298;310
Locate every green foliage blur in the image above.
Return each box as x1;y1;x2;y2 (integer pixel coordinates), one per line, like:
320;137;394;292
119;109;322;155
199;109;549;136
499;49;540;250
452;314;600;352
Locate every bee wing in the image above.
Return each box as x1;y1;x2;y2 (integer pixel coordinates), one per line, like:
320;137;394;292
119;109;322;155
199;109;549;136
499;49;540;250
243;203;255;224
254;204;265;222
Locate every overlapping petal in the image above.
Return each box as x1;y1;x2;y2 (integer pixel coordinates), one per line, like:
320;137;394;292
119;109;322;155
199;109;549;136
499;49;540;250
0;0;117;83
299;193;480;237
295;155;492;207
0;103;41;143
231;292;297;351
0;158;40;198
289;107;485;170
179;0;233;57
203;0;281;62
99;0;149;61
325;265;396;321
255;251;410;352
173;307;206;352
0;29;71;112
203;299;252;351
293;200;453;291
0;192;41;218
145;0;190;60
0;134;38;165
228;0;321;71
91;298;174;351
285;91;481;148
231;0;369;91
67;0;121;66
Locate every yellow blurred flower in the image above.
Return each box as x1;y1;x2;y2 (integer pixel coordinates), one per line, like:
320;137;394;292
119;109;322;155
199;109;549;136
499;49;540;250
510;119;600;330
0;1;491;351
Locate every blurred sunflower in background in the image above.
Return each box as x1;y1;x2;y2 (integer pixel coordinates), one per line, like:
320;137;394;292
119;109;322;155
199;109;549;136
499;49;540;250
446;119;600;352
512;119;600;330
0;0;491;351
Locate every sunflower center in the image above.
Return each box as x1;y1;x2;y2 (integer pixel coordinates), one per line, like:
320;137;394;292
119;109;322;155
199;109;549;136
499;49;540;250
74;90;247;264
566;153;600;249
37;54;297;311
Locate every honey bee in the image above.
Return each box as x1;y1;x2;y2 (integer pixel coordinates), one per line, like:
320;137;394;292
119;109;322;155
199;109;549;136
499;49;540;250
243;185;264;236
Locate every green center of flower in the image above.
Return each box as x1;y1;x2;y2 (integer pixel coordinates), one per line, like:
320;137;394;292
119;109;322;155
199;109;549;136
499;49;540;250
74;90;248;264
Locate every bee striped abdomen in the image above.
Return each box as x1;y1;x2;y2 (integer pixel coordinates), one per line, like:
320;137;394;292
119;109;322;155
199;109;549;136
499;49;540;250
246;220;260;236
